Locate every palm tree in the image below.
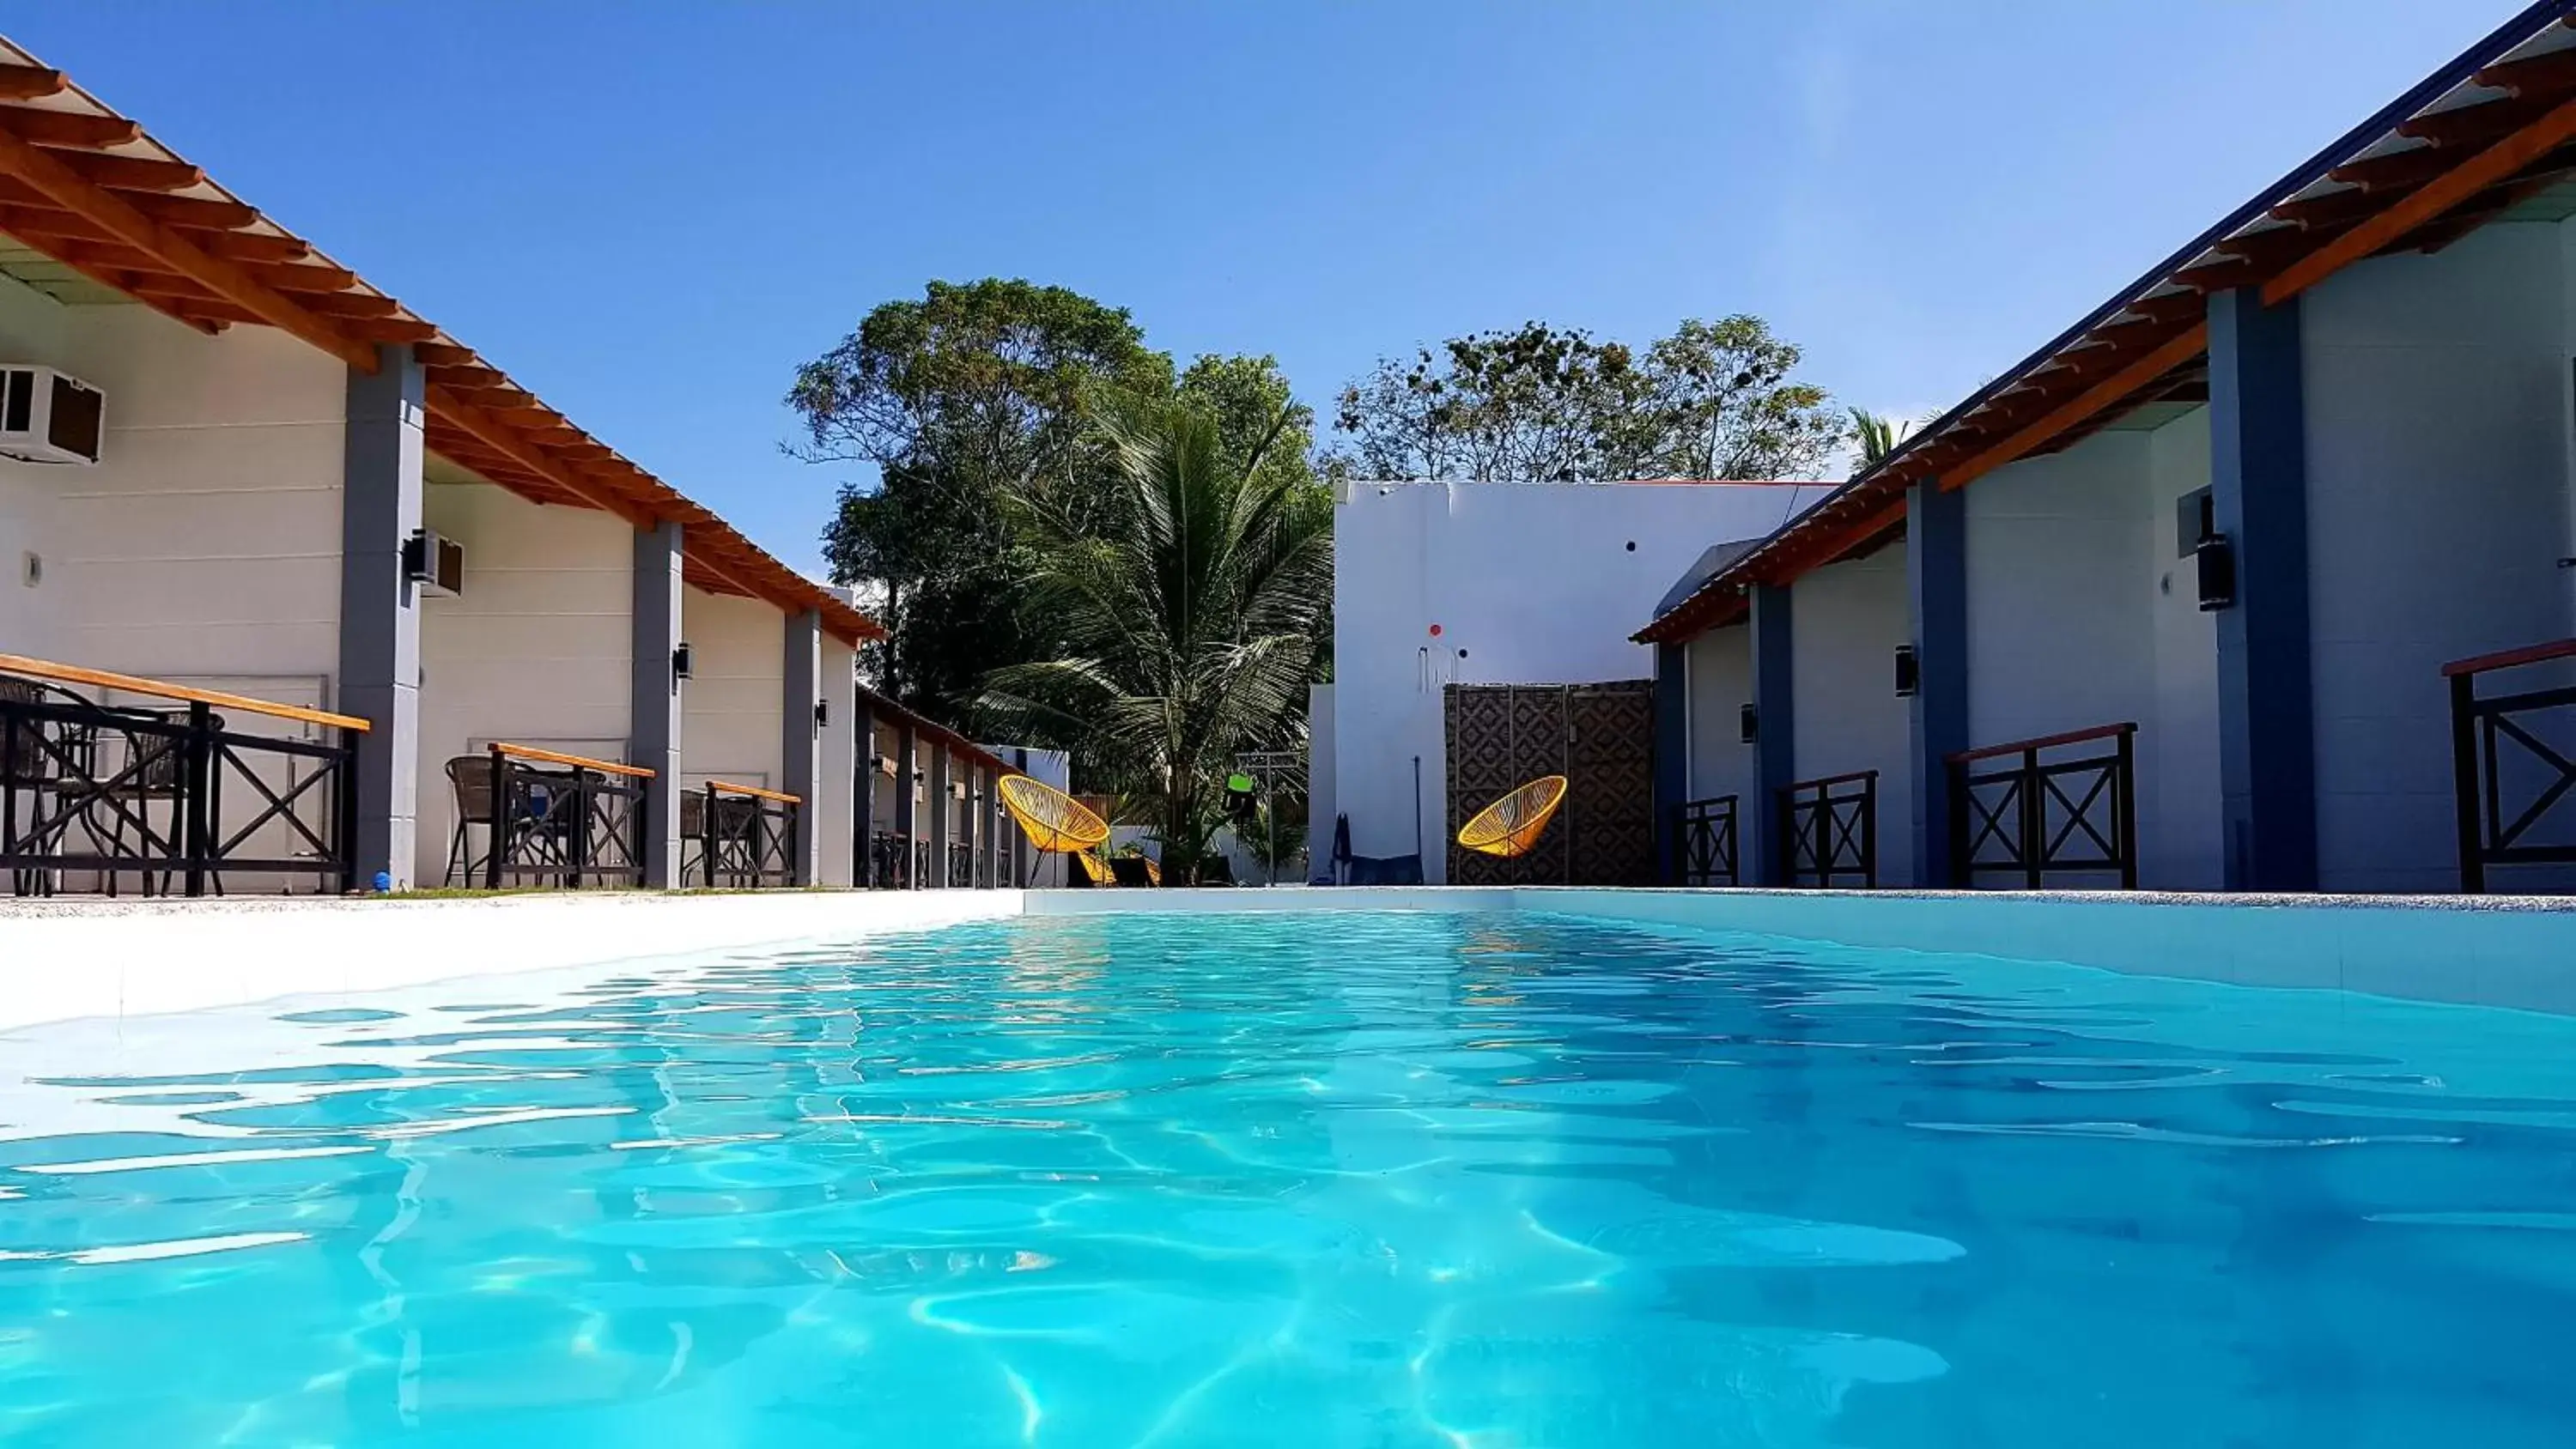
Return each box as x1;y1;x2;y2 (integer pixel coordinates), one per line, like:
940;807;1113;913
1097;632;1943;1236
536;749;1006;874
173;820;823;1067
980;392;1329;881
1849;407;1916;476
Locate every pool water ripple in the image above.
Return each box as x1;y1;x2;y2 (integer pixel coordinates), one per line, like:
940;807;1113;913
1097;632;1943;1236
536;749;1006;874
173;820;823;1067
0;910;2572;1446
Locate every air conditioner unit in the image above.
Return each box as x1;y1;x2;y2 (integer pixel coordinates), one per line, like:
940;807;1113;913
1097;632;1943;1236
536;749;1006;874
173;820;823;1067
403;529;465;598
0;365;105;465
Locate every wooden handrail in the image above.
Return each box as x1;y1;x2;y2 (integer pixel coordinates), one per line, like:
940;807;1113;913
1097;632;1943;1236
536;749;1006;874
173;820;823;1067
489;742;653;779
1947;721;2136;766
707;779;800;804
2441;637;2576;679
1783;768;1878;791
0;651;371;732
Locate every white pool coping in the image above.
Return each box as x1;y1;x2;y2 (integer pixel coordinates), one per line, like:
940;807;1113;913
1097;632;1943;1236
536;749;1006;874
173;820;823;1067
3;884;2573;1034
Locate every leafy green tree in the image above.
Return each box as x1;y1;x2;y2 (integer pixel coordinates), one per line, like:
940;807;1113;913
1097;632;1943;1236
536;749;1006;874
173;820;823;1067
788;279;1170;714
1331;315;1844;482
981;392;1330;882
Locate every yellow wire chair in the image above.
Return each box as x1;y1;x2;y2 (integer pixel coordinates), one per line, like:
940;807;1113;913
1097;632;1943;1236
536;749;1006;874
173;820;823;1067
1456;774;1571;859
996;774;1115;883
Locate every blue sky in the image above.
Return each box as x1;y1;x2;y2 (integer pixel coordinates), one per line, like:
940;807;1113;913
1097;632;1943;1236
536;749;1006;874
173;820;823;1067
5;1;2524;574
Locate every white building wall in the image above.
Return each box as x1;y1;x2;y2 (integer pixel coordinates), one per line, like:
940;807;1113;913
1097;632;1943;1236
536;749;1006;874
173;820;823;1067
413;482;634;885
1967;432;2158;748
0;276;73;661
2143;409;2223;890
2302;222;2575;893
1683;624;1754;809
1332;479;1827;881
1306;682;1335;882
1;288;345;694
682;586;784;791
1965;423;2225;888
1789;545;1915;885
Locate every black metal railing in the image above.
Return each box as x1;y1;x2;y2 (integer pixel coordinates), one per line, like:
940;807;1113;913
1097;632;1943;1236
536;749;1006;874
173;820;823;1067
1947;723;2137;889
1778;769;1877;888
1674;793;1740;887
478;743;648;890
696;781;799;888
949;840;975;887
2447;639;2576;893
4;657;362;897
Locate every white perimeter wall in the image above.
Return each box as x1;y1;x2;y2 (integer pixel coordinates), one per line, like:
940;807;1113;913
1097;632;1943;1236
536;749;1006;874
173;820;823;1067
1332;480;1827;879
0;282;344;695
682;585;784;791
2302;221;2576;893
1306;682;1335;881
1965;413;2221;888
416;482;635;885
1789;544;1916;885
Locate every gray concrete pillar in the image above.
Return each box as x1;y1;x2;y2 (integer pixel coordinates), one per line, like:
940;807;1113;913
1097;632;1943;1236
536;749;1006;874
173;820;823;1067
981;765;1002;887
781;609;822;886
967;765;988;887
631;520;683;888
2209;288;2318;892
928;744;953;888
1009;749;1033;888
894;721;918;888
1652;641;1688;882
854;704;876;887
1907;480;1970;888
337;343;425;889
1748;582;1795;887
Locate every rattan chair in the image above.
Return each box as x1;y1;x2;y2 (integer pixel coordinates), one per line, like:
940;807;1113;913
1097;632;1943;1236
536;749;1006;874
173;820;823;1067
445;754;574;886
1457;775;1570;859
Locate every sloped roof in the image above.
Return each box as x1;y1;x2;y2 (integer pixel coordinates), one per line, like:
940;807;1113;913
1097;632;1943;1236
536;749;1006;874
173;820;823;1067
0;35;880;644
1638;0;2576;644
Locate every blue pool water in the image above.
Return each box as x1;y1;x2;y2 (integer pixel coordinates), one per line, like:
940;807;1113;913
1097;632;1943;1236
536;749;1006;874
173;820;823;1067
2;909;2573;1446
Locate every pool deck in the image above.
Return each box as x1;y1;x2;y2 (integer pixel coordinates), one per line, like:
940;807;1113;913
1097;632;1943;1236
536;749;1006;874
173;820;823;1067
3;886;2573;1033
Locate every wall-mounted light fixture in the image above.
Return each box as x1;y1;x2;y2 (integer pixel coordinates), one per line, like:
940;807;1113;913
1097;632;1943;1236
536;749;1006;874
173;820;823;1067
815;699;829;728
671;642;694;682
1739;703;1759;744
1894;644;1919;698
2195;534;2237;612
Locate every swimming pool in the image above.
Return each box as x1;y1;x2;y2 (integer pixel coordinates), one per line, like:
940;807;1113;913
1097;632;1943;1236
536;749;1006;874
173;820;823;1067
1;908;2570;1445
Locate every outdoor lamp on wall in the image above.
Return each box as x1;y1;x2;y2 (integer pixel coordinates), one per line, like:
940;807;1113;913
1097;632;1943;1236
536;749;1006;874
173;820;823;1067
2195;533;2237;612
671;642;694;682
1894;644;1920;698
1739;703;1759;744
815;699;829;728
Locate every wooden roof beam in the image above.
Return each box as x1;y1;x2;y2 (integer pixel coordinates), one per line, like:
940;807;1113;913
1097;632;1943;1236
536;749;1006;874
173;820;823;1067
33;233;355;297
0;66;68;101
2399;94;2549;150
426;384;657;529
183;227;312;264
121;191;257;231
53;150;204;192
0;106;142;149
2270;185;2383;227
293;289;400;319
2269;91;2576;304
0;130;374;368
2331;144;2451;192
1941;324;2208;492
411;342;480;369
337;316;436;344
2475;45;2576;99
